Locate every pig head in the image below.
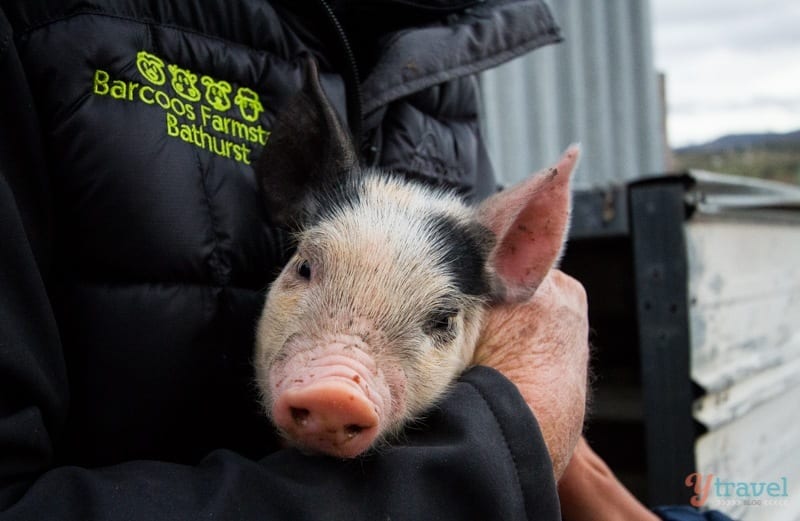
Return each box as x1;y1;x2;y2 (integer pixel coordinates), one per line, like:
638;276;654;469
254;58;578;458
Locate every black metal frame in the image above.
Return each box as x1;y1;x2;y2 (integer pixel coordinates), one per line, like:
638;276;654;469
628;179;696;506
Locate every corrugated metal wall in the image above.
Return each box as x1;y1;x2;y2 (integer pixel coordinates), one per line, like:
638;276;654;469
480;0;666;188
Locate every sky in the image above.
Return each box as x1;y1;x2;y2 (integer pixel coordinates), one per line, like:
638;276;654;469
650;0;800;147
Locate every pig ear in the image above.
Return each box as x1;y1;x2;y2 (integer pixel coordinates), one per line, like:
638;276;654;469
478;146;579;303
257;55;358;228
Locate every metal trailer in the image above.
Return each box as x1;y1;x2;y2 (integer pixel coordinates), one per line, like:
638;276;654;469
561;172;800;520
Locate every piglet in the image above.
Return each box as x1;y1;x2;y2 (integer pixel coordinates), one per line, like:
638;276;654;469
254;59;578;458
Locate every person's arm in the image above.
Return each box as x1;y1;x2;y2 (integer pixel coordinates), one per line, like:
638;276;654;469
558;437;661;521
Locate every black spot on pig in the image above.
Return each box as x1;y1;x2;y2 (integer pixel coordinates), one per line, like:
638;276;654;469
428;215;493;298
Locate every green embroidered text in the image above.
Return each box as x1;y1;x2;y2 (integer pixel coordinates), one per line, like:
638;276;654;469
91;51;270;165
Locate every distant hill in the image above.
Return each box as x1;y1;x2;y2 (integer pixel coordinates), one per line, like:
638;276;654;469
677;129;800;154
673;129;800;185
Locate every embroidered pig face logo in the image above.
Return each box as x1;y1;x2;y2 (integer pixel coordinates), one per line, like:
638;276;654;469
168;64;202;102
201;76;233;111
234;87;264;122
136;51;166;86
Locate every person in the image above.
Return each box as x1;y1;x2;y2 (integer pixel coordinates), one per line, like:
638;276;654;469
0;1;698;519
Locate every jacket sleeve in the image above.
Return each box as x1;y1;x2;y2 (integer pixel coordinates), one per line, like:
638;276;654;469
0;9;559;520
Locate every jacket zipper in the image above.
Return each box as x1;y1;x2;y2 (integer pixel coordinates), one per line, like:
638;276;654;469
316;0;364;145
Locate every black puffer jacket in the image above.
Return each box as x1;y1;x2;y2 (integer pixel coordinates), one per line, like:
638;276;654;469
0;1;562;519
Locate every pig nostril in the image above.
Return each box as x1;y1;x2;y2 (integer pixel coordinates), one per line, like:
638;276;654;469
291;407;310;426
344;424;364;438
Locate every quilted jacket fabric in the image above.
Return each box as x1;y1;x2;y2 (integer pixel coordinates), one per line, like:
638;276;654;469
0;0;563;518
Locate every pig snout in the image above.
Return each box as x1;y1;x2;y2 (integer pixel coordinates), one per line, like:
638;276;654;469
269;337;403;458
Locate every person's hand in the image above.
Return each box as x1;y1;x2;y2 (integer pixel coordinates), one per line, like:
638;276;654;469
473;269;589;479
558;436;660;521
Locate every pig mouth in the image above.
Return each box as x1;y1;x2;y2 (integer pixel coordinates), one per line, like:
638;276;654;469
268;337;405;458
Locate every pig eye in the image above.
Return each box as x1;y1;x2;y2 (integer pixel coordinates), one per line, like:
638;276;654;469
297;259;312;280
424;307;458;339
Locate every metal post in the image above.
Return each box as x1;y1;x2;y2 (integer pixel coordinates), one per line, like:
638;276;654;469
629;180;696;506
